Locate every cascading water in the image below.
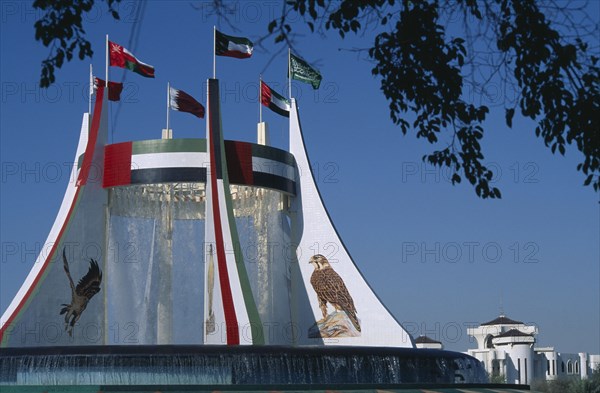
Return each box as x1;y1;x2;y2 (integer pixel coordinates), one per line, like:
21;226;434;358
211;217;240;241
0;346;488;386
104;184;294;346
107;184;206;346
232;186;294;344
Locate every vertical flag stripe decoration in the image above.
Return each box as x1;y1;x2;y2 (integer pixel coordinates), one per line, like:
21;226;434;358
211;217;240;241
215;30;253;59
169;87;205;118
290;53;322;89
94;77;123;101
206;79;240;344
206;79;264;345
109;41;155;78
261;81;290;118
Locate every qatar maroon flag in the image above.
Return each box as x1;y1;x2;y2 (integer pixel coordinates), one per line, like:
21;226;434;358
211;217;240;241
169;87;205;119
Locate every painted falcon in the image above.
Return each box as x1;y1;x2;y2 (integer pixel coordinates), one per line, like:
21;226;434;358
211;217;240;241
309;254;361;332
60;248;102;336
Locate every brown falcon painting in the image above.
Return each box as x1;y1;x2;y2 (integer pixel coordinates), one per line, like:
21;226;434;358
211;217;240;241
309;254;361;332
60;248;102;336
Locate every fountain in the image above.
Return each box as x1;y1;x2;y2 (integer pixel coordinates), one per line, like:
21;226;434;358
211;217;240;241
0;79;531;392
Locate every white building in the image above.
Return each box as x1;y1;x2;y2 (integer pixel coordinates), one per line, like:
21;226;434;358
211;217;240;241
466;314;600;384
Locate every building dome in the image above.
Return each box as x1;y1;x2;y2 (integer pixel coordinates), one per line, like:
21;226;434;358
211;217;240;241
491;329;536;347
481;314;524;326
494;329;534;339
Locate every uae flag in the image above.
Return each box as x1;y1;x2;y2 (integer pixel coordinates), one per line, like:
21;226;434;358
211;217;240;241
93;77;124;101
169;87;205;119
109;41;155;78
290;53;322;89
215;30;253;59
260;81;290;118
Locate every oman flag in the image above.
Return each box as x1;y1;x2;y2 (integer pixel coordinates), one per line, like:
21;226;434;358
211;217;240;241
109;41;155;78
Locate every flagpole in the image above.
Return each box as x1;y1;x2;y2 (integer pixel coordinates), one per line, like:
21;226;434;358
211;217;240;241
213;26;216;79
106;34;110;142
105;34;109;99
166;82;170;132
288;48;292;99
259;75;262;123
89;64;93;114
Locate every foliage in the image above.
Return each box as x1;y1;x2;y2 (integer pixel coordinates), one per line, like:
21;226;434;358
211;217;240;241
531;376;600;393
267;0;600;197
489;372;507;384
33;0;121;87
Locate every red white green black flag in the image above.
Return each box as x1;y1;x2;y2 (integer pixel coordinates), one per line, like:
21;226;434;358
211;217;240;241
260;81;290;118
109;41;155;78
215;30;253;59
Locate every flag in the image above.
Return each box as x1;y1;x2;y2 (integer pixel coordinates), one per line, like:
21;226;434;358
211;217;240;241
109;41;155;78
290;53;322;89
93;77;124;101
215;30;253;59
169;87;205;119
260;81;290;118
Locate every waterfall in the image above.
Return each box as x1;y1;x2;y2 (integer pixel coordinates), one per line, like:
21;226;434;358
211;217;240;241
106;184;205;345
0;346;487;386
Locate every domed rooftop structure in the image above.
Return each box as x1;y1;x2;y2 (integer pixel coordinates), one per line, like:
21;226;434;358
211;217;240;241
494;329;534;339
492;328;536;347
481;314;524;326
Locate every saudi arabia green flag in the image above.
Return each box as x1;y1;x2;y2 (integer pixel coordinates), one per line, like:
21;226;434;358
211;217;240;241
290;53;322;89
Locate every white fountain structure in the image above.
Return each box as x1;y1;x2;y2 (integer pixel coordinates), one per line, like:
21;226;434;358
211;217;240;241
0;79;505;389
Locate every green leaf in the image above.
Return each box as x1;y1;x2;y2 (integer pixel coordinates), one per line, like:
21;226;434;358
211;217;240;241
505;108;515;128
268;20;277;33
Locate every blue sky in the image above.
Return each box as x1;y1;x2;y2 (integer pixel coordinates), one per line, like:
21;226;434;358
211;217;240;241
0;1;598;354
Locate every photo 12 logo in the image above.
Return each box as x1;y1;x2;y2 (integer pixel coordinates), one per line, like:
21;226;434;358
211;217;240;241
1;1;141;24
1;81;140;105
401;161;540;185
400;241;540;264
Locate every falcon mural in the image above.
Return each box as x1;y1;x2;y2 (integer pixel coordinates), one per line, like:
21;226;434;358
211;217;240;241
308;254;361;338
60;248;102;336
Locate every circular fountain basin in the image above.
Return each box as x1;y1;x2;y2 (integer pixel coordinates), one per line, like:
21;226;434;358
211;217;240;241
0;344;532;391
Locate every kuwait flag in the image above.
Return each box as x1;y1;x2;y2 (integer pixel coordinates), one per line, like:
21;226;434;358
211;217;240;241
169;87;205;119
109;41;155;78
93;77;123;101
260;81;290;118
215;30;253;59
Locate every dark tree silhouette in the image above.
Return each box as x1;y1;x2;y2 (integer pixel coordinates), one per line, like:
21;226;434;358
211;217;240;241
32;0;600;197
266;0;599;197
33;0;121;87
